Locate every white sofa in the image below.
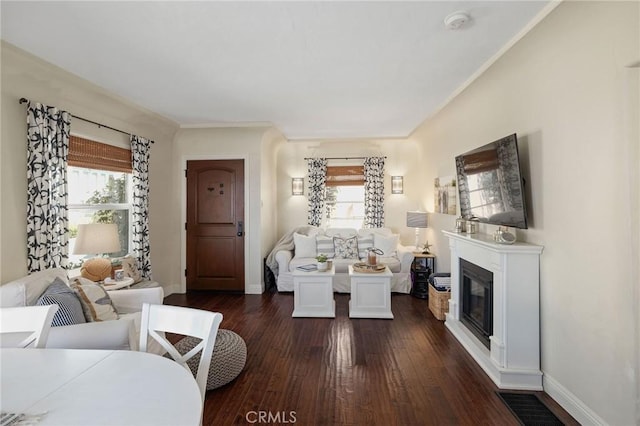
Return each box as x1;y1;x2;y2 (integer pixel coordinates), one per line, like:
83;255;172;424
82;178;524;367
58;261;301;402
272;227;414;293
0;268;164;352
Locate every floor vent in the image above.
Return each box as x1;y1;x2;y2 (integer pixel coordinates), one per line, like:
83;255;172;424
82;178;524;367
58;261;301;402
497;392;564;426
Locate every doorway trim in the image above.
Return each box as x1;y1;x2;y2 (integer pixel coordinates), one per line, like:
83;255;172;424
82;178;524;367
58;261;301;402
180;154;251;294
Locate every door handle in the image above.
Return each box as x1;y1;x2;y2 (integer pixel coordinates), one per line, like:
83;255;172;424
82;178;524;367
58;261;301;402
237;221;243;237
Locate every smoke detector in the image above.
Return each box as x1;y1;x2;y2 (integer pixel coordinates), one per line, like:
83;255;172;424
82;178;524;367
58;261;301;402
444;11;471;30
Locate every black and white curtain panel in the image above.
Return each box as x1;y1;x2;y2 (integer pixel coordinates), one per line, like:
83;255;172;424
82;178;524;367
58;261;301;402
26;102;71;272
364;157;385;228
130;135;153;279
307;158;327;227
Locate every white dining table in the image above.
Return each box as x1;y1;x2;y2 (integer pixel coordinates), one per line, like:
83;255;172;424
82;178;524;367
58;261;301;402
0;348;202;426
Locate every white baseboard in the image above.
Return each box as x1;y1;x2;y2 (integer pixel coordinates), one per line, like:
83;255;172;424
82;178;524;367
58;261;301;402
163;282;264;295
245;282;264;294
543;374;606;426
163;283;182;296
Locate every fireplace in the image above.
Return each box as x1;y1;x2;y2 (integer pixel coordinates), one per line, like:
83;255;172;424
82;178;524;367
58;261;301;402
460;259;493;349
442;230;543;390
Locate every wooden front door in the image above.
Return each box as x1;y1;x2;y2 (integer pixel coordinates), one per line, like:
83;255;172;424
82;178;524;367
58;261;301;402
186;160;244;291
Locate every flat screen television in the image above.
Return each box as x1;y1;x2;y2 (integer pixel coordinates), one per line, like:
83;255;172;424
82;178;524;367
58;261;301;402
455;133;528;229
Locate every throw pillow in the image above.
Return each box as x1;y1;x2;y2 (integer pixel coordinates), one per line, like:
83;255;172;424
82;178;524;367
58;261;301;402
293;232;317;258
357;233;374;259
315;235;335;259
374;234;399;257
120;255;142;283
71;277;119;322
333;236;359;259
36;278;86;327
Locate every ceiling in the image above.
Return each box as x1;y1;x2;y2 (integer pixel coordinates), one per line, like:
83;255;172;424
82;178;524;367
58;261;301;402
1;1;550;140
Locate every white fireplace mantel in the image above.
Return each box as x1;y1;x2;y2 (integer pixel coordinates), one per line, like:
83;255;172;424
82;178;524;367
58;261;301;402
442;230;544;390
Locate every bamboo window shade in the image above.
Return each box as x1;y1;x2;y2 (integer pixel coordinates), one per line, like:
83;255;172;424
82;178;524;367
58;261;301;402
462;149;499;174
325;166;365;186
68;136;132;173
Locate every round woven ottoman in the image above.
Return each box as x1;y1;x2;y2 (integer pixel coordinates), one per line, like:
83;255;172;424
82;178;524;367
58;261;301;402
174;329;247;390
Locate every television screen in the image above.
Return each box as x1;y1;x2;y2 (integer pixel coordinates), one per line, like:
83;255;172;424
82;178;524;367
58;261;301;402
455;134;528;229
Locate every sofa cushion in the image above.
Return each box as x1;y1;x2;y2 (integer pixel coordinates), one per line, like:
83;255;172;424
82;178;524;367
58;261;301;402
324;228;357;237
36;278;86;327
333;236;359;259
316;235;335;259
374;234;399;257
365;227;393;237
357;233;374;259
1;268;69;307
293;232;317;258
71;277;119;322
380;257;402;273
0;281;26;308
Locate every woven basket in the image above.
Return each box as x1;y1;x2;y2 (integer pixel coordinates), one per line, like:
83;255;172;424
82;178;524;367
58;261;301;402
429;285;450;321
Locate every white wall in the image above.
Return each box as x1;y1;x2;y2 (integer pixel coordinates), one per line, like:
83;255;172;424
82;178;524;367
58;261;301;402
275;138;423;246
0;42;178;288
172;126;281;294
411;2;639;424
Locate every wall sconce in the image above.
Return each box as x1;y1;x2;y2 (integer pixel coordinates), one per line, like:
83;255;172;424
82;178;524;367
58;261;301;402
391;176;403;194
292;178;304;196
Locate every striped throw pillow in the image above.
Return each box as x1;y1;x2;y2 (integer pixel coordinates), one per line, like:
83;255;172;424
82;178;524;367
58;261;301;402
357;233;374;259
36;278;87;326
316;235;335;259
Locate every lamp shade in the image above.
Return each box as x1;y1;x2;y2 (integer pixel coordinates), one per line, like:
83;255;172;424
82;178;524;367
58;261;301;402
406;211;428;228
73;223;121;255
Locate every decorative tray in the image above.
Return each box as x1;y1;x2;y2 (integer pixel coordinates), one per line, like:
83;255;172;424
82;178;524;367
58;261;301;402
352;262;386;273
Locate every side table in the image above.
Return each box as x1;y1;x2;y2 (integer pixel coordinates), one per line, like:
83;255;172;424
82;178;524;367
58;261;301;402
103;277;134;291
411;253;435;299
292;266;335;318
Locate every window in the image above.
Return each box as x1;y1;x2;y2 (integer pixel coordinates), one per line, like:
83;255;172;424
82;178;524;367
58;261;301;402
67;136;132;268
324;165;365;228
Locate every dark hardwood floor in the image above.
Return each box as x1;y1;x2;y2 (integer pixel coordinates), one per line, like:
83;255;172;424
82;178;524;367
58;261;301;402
164;291;578;426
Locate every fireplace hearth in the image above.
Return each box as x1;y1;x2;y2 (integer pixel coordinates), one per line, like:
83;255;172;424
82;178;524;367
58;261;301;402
460;259;493;349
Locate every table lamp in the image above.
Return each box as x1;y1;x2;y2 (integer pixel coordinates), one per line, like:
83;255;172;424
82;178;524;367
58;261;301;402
406;211;428;252
73;223;121;281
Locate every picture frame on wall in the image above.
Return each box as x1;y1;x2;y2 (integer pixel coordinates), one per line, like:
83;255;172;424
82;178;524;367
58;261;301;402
435;176;457;215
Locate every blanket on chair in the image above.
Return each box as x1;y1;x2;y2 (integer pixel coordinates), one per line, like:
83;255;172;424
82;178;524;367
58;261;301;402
265;225;319;278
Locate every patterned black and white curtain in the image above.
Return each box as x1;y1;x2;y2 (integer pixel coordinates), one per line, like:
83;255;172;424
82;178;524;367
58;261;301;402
26;102;71;272
364;157;385;228
307;158;327;227
131;135;153;279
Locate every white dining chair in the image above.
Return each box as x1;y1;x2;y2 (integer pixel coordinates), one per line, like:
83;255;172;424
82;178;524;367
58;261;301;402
0;305;59;348
139;303;223;402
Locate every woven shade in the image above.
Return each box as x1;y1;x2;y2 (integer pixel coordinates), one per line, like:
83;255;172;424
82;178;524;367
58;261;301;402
462;149;498;174
406;211;428;228
325;166;364;186
69;135;132;173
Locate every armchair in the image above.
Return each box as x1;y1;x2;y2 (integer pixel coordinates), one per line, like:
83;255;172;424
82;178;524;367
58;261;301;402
0;268;164;353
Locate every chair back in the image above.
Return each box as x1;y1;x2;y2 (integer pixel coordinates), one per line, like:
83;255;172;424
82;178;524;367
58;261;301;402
0;305;59;348
139;303;223;402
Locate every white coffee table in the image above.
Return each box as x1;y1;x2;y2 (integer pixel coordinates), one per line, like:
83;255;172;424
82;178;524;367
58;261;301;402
292;265;335;318
348;265;394;319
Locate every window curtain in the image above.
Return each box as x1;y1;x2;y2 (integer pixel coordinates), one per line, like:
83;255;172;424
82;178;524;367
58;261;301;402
26;102;71;272
130;135;153;279
307;158;327;227
363;157;385;228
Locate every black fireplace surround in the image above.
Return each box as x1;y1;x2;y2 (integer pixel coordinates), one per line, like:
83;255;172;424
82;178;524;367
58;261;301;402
460;259;493;349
